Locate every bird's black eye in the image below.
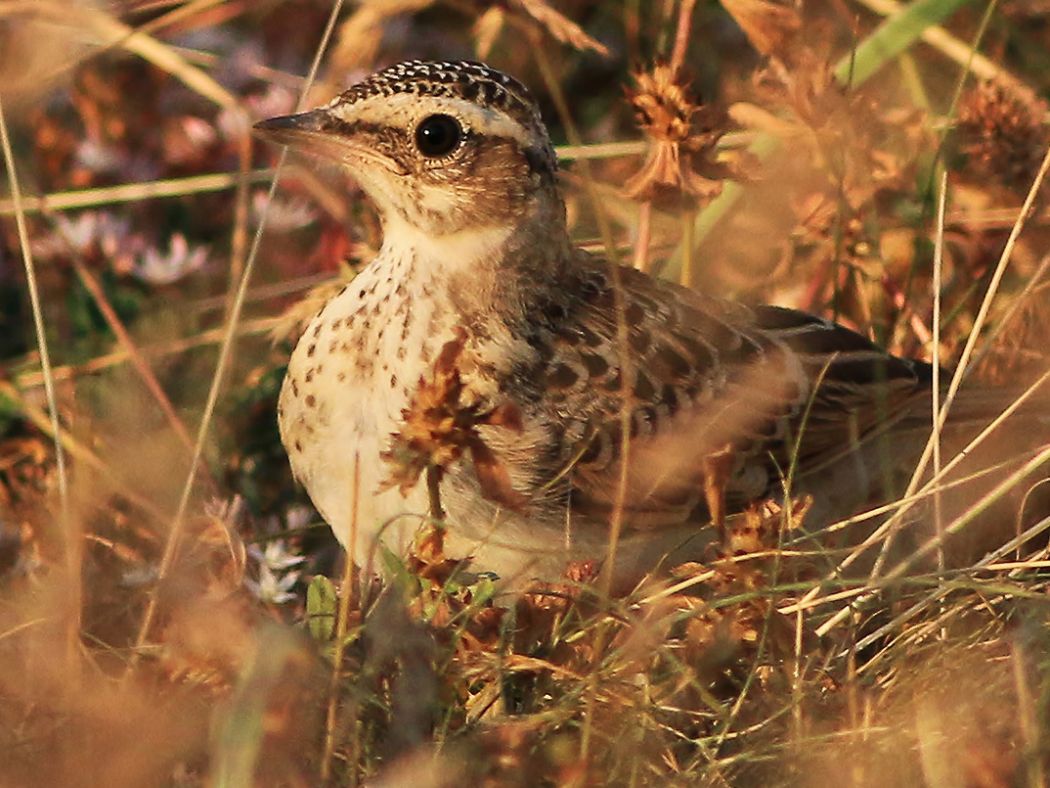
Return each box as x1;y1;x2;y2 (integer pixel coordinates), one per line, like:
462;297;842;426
414;114;462;158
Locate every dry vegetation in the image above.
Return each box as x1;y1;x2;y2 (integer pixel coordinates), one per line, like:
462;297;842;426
1;0;1050;785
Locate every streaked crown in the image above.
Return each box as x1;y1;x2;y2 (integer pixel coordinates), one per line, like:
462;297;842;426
336;61;546;141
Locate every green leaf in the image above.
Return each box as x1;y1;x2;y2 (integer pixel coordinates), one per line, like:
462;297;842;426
211;625;300;788
835;0;974;87
0;384;20;426
306;575;337;642
468;575;498;608
379;543;420;598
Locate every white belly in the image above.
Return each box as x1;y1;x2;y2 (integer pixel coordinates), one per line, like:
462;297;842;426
278;261;443;563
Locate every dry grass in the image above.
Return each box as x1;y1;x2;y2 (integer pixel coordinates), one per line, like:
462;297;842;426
1;1;1049;785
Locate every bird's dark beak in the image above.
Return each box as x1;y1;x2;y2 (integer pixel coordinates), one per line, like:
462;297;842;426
253;106;389;171
253;108;332;147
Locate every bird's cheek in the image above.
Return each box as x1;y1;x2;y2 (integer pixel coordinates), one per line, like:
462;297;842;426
415;181;466;217
471;177;532;224
348;168;408;220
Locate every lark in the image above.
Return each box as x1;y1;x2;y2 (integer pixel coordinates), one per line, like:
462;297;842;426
255;60;943;587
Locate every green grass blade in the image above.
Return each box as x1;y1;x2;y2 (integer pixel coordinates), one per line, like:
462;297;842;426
838;0;974;86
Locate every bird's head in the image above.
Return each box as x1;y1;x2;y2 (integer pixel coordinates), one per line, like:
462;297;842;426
254;60;561;240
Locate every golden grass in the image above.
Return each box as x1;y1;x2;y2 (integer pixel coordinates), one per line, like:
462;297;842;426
1;0;1049;785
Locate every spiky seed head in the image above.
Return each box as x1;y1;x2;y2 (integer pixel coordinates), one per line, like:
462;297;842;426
957;80;1050;191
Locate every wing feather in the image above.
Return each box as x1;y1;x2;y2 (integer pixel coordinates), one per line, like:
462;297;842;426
508;255;933;531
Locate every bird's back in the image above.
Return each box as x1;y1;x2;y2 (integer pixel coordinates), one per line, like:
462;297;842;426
475;250;937;537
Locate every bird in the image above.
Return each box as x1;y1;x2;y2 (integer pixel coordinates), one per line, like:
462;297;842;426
254;60;948;589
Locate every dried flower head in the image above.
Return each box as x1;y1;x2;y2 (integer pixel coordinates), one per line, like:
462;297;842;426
718;0;801;59
405;521;467;588
629;64;696;145
381;329;526;511
957;80;1050;192
671;498;809;663
751;51;928;208
623;64;735;209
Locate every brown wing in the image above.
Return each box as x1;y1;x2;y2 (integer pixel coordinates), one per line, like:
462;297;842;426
751;304;934;475
518;255;933;530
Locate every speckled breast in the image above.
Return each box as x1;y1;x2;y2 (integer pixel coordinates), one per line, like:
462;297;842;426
277;249;450;557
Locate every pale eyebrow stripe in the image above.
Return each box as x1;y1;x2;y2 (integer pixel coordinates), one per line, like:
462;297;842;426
326;93;536;150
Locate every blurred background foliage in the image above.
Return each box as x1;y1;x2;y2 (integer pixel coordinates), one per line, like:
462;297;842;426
0;0;1049;785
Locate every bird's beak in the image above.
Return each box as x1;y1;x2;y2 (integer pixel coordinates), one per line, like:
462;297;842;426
253;108;333;148
253;106;399;174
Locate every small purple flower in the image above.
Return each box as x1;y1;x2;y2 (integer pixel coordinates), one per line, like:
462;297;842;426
252;191;317;231
133;233;209;285
246;540;304;605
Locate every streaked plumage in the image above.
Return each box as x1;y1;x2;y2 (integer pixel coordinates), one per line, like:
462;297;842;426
256;60;939;587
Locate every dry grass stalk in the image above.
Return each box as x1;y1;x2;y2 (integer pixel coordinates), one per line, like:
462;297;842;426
130;0;349;658
515;0;610;56
0;170;275;216
2;2;1050;784
69;255;199;457
327;0;435;88
1;0;239;109
321;455;360;783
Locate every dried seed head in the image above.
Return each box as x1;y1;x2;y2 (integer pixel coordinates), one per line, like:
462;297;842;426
957;80;1050;192
750;50;928;215
624;65;734;208
380;329;526;510
628;64;698;144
